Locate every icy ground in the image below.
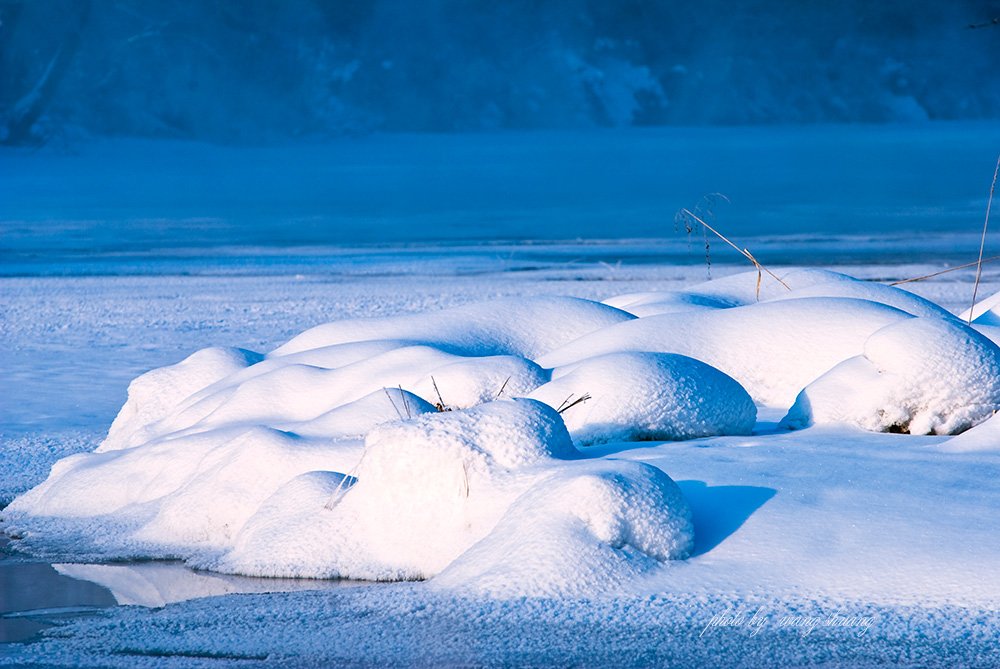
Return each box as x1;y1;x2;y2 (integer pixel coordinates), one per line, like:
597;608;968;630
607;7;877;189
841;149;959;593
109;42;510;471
2;246;1000;667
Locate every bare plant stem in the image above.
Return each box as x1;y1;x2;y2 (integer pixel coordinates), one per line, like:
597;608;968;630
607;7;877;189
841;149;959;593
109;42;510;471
969;154;1000;325
495;376;511;400
383;387;404;420
431;375;447;411
398;385;411;418
326;454;365;510
679;208;791;298
890;255;1000;286
558;393;592;414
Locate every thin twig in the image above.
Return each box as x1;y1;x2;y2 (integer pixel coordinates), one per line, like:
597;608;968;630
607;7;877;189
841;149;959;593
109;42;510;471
970;154;1000;324
431;375;446;412
555;394;575;412
558;393;592;414
495;376;511;400
890;255;1000;286
383;387;404;420
679;208;791;298
398;385;411;418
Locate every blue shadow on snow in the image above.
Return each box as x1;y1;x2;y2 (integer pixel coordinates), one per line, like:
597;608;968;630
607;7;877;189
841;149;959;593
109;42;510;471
675;481;776;557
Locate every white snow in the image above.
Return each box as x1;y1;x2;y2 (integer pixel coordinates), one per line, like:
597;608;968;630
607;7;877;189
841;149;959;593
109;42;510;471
3;238;1000;666
959;288;1000;326
215;400;693;589
6;258;997;600
606;267;953;319
940;411;1000;452
99;346;263;452
783;316;1000;434
271;295;636;358
541;295;911;407
528;352;756;444
433;458;694;596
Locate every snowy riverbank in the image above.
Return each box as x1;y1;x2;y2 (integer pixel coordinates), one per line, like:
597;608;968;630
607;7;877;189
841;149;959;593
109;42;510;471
2;245;1000;666
3;122;1000;665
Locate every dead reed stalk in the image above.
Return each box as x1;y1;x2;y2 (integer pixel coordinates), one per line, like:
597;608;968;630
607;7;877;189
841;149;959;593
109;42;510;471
676;202;790;299
969;154;1000;325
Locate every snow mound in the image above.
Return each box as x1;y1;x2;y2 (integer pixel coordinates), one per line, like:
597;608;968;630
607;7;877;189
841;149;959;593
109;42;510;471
433;459;694;596
539;297;911;406
783;317;1000;435
8;424;362;523
14;267;994;595
960;289;1000;327
211;400;693;585
765;277;955;320
104;346;547;452
606;268;951;320
281;389;436;439
272;296;635;358
940;412;1000;452
100;346;262;452
7;400;693;591
602;290;738;316
528;352;756;444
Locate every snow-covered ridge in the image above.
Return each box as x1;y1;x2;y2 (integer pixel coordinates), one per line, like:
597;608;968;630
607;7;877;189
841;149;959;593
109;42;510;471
4;268;998;595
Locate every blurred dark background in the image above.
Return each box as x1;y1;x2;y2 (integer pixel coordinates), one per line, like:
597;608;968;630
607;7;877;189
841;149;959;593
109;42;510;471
2;0;999;145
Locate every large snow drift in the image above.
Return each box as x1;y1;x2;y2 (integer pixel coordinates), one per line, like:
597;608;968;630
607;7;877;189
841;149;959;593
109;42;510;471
214;401;693;590
6;401;694;594
5;267;996;594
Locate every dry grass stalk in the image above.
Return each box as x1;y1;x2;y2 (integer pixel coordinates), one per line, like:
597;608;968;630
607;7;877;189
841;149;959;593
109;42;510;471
326;455;364;510
398;385;411;418
969;154;1000;325
890;255;1000;286
495;376;511;400
557;393;592;414
677;207;791;299
430;376;448;412
383;386;404;420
